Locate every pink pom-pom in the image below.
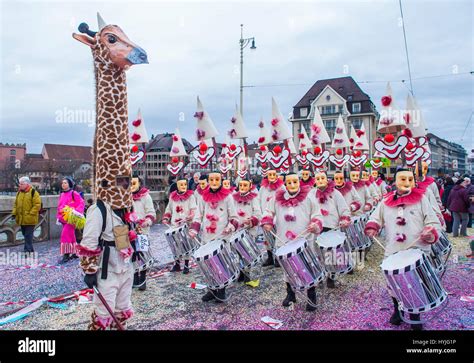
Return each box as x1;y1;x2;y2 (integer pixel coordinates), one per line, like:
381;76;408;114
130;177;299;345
132;119;141;127
131;133;141;141
271;118;279;127
284;214;296;222
285;230;297;240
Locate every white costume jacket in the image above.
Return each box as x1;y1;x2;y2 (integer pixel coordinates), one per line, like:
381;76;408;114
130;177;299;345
232;189;262;237
163;190;197;228
313;181;351;229
132;187;156;235
335;181;362;216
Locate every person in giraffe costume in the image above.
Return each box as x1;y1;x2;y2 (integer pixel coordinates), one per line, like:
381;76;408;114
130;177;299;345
73;13;148;330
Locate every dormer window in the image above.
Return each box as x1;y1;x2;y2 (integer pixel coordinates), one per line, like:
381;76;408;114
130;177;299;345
352;103;361;113
300;107;308;117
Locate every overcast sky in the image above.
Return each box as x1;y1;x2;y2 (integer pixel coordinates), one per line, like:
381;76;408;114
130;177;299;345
1;0;472;154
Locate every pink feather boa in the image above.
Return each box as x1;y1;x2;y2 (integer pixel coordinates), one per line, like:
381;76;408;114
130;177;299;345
232;191;258;204
261;178;284;191
316;180;336;204
275;185;311;207
417;176;435;190
383;188;424;208
170;189;194;202
335;181;353;196
132;187;149;201
201;187;232;204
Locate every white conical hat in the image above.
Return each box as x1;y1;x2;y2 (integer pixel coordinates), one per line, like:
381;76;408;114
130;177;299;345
195;96;219;141
169;129;187;157
258;118;271;146
298;125;312;151
310;106;331;145
270;97;292;141
353;123;369;151
130;108;149;144
287;138;297;155
203;138;214;147
405;93;427;138
229;105;248;139
349;125;357;147
331;114;350;148
377;82;406;134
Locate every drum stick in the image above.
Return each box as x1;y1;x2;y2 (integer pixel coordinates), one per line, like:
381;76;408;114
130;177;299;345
93;286;124;331
269;230;286;245
371;236;386;251
405;237;420;250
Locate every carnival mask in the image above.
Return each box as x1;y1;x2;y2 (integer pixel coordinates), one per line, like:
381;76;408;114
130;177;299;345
350;171;360;183
334;172;345;187
301;170;311;182
223;180;231;190
361;171;370;181
285;174;300;195
199;179;208;190
315;172;328;189
267;170;277;183
131;177;140;193
239;180;251;194
177;179;188;194
371;170;379;179
396;171;414;194
208;173;222;191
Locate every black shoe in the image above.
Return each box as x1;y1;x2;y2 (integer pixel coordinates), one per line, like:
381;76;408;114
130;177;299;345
262;251;274;267
215;288;226;303
274;258;281;268
348;269;354;275
327;278;336;289
58;254;70;265
133;272;140;288
238;271;245;282
243;274;251;283
138;270;147;291
183;266;190;274
389;298;402;326
170;262;181;272
202;290;216;302
306;287;317;312
410;314;422;330
71;254;79;259
282;283;296;307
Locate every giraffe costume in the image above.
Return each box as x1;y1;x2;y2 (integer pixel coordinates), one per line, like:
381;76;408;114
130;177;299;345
73;13;148;330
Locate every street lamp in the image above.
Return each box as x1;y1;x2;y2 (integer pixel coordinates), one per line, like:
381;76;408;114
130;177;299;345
240;24;256;116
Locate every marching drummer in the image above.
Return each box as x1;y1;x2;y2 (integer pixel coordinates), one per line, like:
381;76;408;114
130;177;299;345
364;168;440;330
162;177;197;274
313;170;351;287
258;168;284;267
194;174;208;209
261;173;323;311
189;171;239;303
232;176;262;287
333;170;362;216
350;168;374;213
300;169;315;188
361;169;382;205
131;174;157;290
371;169;388;197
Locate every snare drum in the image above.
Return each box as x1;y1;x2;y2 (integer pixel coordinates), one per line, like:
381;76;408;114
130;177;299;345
132;249;155;272
275;238;326;291
193;239;240;290
317;230;354;278
341;216;370;251
381;249;447;314
165;224;200;259
227;229;263;270
263;227;277;251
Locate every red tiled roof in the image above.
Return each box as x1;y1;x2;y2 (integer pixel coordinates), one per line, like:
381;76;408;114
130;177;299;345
43;144;92;161
22;158;87;173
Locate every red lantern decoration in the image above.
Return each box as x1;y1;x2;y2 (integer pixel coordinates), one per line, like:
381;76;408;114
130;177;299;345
171;156;179;164
199;143;208;153
131;145;139;153
314;146;322;155
273;145;282;155
230;144;237;151
336;148;343;156
384;134;395;143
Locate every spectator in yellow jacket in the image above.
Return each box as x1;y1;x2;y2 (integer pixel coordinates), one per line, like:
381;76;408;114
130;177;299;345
12;176;42;255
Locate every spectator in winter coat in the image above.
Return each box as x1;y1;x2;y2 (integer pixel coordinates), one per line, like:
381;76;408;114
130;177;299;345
441;177;455;233
447;179;470;237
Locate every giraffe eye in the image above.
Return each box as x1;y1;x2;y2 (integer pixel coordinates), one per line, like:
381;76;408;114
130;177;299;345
108;35;117;44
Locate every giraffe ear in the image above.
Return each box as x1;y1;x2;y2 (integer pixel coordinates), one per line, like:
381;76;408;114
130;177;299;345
72;33;95;48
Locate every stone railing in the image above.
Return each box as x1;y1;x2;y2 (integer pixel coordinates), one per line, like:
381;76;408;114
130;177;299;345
0;191;168;247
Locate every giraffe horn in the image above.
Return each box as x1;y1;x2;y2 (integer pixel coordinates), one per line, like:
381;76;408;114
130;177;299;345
97;12;107;31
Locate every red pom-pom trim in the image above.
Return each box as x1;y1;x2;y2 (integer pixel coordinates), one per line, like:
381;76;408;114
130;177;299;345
131;145;139;153
384;134;395;143
131;133;141;141
314;146;322;155
132;119;141;127
336;148;343;155
230;144;237;151
381;95;392;107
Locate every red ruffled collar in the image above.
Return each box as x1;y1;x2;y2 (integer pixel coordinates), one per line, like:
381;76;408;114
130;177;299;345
417;176;435;190
201;186;232;204
335;181;353;196
170;189;194;202
275;185;311;207
316;180;336;204
383;188;424;207
132;187;149;201
300;177;315;188
233;191;258;203
261;178;284;191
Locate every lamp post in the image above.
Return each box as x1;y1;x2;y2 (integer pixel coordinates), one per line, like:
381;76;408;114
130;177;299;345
239;24;256;117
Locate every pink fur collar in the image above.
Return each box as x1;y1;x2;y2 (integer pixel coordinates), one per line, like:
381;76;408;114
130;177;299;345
383;188;424;207
369;176;375;183
364;180;372;186
376;178;384;186
335;181;353;196
201;186;232;204
170;189;194;202
300;177;315;188
233;191;258;203
417;176;435;190
275;186;311;207
195;187;206;195
132;187;149;201
316;180;336;204
353;180;365;190
261;178;284;191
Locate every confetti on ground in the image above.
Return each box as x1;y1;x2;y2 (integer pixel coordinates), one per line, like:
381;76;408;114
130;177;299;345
261;316;283;329
460;296;474;302
0;225;472;330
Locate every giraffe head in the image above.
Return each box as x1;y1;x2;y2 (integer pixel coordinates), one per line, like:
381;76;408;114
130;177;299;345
72;13;148;70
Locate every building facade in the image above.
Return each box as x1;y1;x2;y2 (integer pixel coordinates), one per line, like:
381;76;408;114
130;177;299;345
0;143;27;190
427;133;468;176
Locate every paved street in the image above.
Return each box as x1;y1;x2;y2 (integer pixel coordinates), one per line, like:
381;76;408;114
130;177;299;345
0;225;472;330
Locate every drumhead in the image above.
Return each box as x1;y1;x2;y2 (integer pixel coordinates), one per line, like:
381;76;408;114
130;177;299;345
193;239;223;260
317;230;346;248
276;238;307;257
381;248;423;271
228;230;245;244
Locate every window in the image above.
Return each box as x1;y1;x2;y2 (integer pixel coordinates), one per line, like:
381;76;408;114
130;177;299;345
321;105;337;115
10;149;16;155
301;121;311;133
324;119;336;130
352;103;361;113
352;118;363;129
300;108;308;117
